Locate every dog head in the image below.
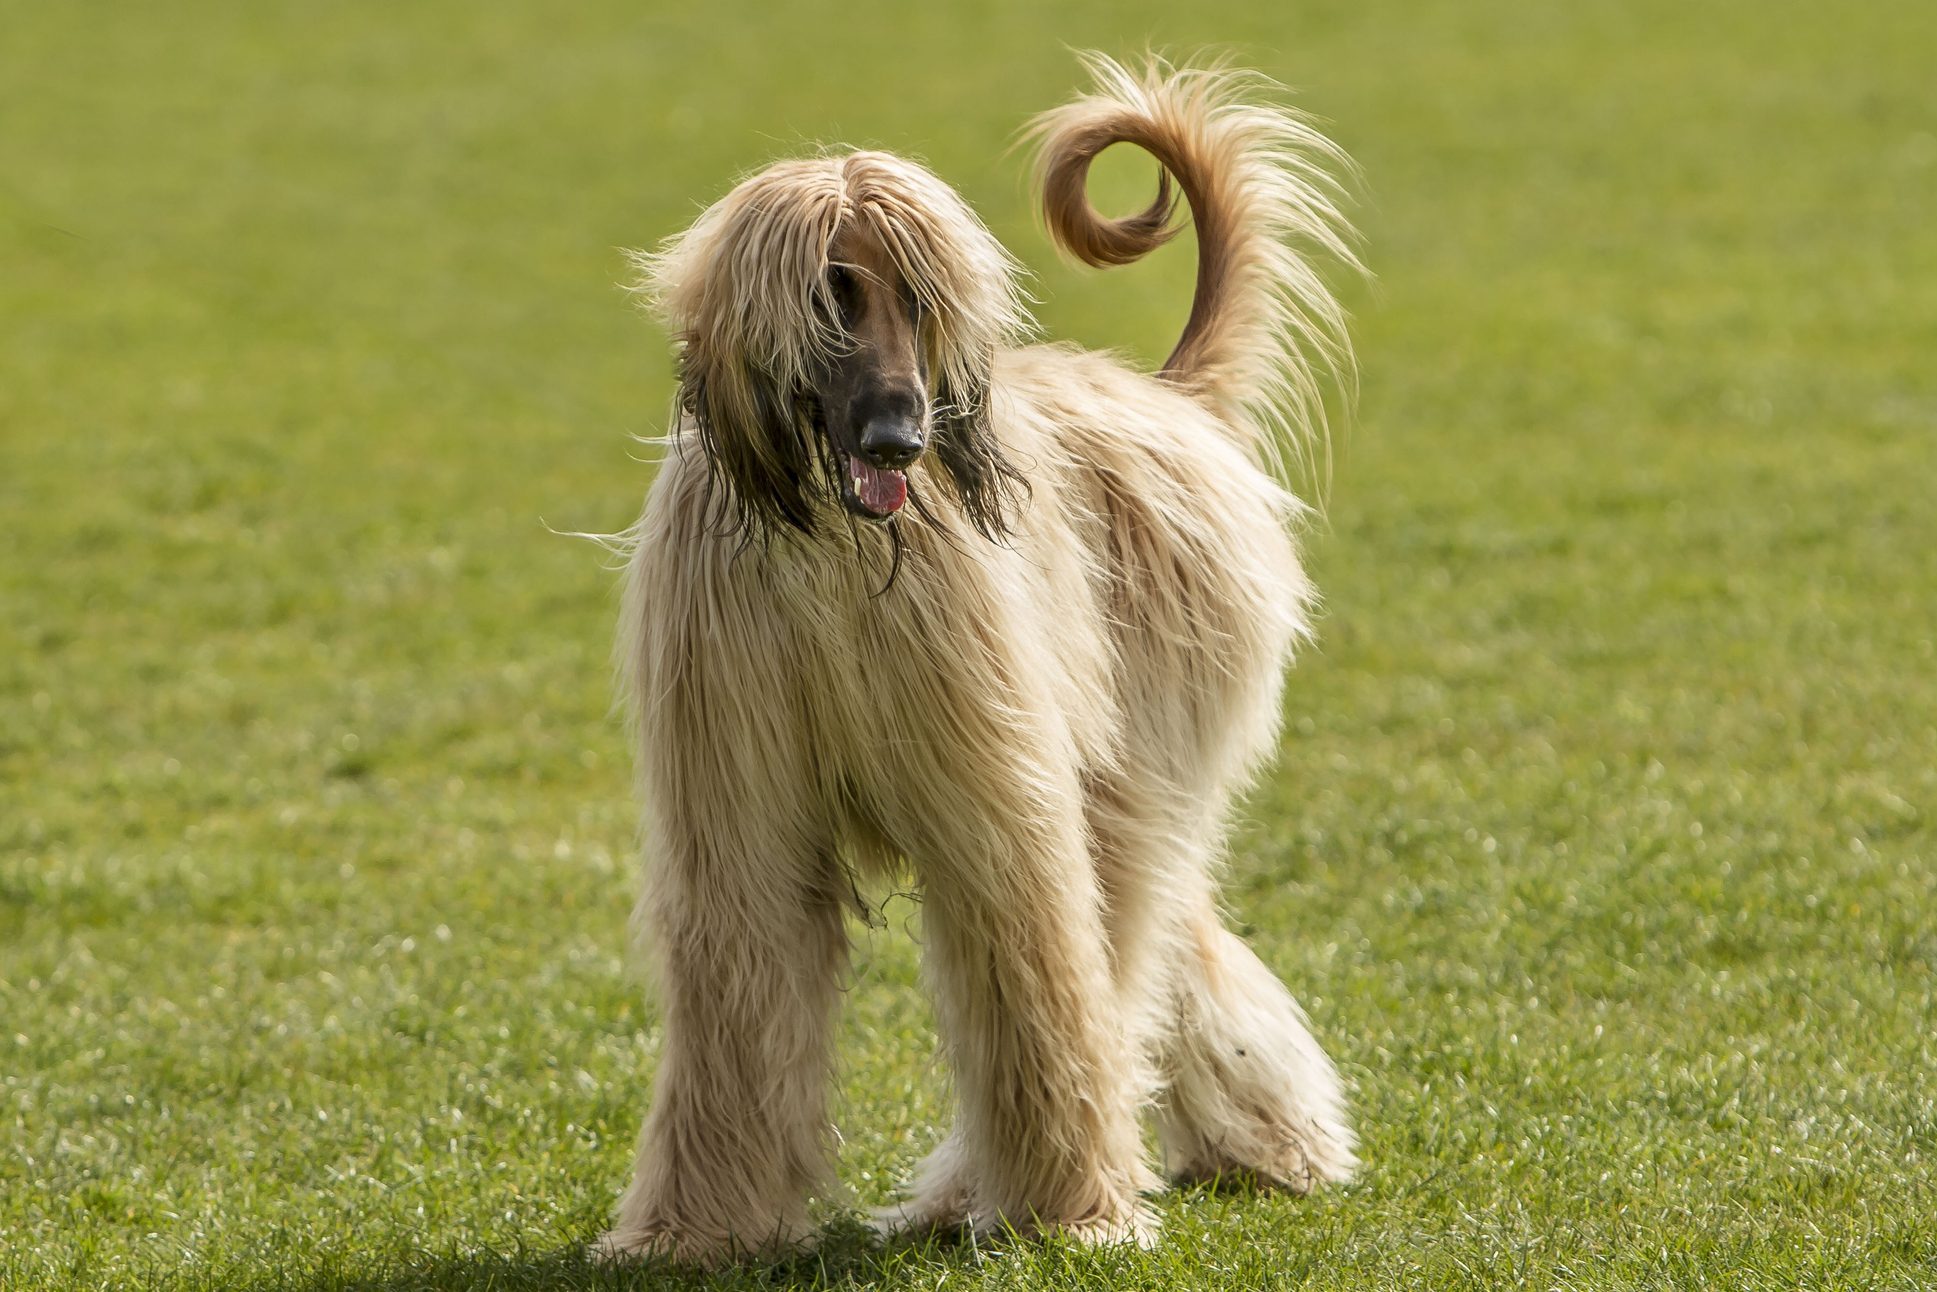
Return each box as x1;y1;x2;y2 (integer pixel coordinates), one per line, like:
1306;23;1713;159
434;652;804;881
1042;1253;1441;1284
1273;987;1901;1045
636;152;1029;541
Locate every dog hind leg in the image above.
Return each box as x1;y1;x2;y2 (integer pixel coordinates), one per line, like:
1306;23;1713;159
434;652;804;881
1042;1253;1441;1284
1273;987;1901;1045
1087;775;1354;1194
1154;909;1356;1191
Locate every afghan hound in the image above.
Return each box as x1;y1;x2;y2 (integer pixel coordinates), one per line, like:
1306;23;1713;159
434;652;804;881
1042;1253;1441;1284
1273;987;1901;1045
596;54;1362;1265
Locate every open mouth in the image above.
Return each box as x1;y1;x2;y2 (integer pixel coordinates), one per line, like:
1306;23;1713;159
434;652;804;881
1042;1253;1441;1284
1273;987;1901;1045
839;451;908;521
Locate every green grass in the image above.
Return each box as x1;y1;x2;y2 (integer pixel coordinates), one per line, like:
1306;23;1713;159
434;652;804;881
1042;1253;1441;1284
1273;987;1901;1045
4;1;1934;1288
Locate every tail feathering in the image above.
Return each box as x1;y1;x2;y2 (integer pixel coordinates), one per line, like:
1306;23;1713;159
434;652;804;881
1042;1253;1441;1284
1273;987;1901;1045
1028;53;1363;492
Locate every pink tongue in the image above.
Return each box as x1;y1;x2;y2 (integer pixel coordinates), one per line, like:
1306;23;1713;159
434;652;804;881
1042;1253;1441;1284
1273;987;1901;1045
852;458;908;515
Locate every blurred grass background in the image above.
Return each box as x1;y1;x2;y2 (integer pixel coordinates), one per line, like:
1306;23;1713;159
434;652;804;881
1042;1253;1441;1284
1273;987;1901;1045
2;1;1934;1288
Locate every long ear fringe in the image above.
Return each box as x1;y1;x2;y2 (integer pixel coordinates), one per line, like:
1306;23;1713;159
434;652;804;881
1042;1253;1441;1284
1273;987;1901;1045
677;345;828;540
930;378;1029;541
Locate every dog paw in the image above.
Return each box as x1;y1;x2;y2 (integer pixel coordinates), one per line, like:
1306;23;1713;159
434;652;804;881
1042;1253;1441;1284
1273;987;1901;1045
591;1220;812;1269
869;1199;973;1241
590;1226;672;1265
875;1130;980;1239
590;1224;712;1267
1035;1203;1160;1250
1169;1128;1356;1197
871;1169;980;1240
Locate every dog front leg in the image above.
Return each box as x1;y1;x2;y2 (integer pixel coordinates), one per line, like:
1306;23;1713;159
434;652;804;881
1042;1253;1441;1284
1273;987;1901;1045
596;812;846;1267
907;772;1158;1245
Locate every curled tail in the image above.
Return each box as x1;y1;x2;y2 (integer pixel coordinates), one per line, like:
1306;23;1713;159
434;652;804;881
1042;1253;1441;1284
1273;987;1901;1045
1030;53;1362;481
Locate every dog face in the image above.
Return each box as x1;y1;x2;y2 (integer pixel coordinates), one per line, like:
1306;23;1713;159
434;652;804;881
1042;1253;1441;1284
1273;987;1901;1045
815;223;929;522
636;153;1030;542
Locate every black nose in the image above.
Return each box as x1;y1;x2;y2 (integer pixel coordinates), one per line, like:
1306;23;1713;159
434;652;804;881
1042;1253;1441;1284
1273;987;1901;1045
858;416;924;470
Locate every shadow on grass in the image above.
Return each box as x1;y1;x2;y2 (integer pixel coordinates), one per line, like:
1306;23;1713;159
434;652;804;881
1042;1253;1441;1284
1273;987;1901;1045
251;1186;1294;1292
260;1221;1100;1292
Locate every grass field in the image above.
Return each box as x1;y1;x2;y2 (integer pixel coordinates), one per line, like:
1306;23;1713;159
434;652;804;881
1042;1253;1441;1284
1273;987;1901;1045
4;1;1935;1288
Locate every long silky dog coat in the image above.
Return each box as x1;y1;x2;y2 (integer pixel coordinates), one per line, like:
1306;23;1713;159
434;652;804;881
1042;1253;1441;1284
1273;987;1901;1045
598;55;1360;1264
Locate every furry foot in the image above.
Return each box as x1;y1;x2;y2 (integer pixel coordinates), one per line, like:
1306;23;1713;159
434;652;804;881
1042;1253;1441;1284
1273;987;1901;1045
1167;1127;1355;1196
590;1224;723;1269
876;1199;1159;1251
591;1218;814;1269
1161;1093;1357;1195
868;1200;974;1243
873;1131;979;1238
873;1133;1159;1253
591;1225;686;1266
1036;1204;1161;1249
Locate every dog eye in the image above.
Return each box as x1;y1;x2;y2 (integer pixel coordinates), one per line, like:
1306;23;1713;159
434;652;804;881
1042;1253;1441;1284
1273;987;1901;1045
823;265;860;324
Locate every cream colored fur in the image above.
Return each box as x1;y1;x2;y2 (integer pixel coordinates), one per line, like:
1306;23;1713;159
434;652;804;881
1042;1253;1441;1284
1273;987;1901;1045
596;54;1360;1267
